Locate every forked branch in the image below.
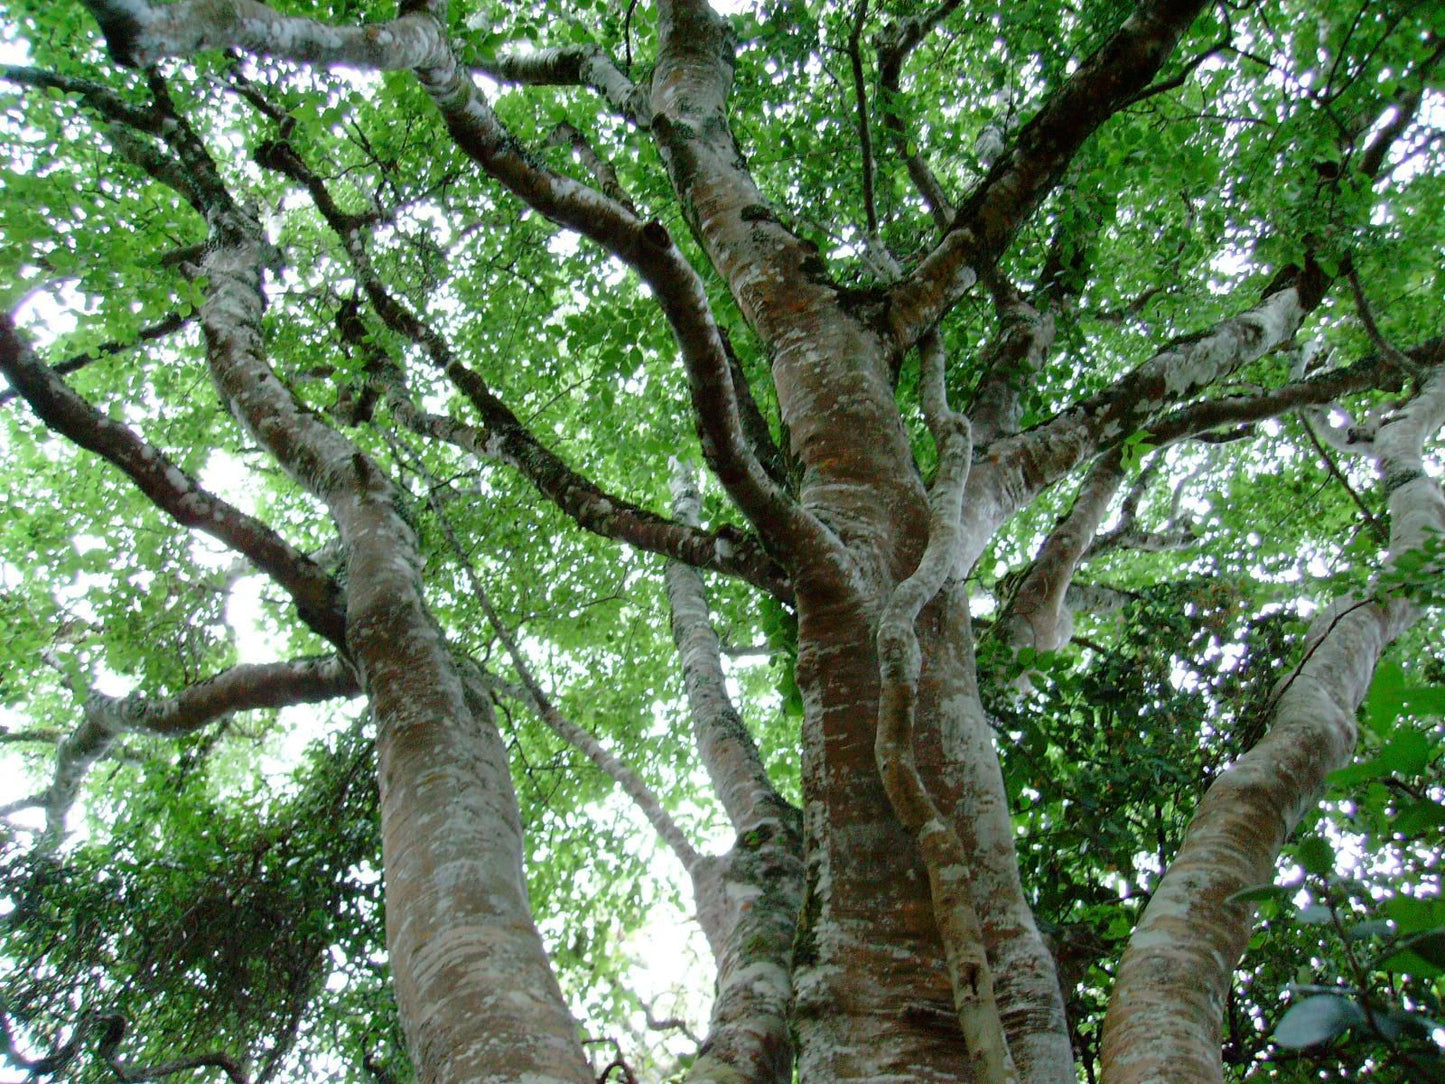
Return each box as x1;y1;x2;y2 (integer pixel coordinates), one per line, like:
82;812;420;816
885;0;1210;348
1101;360;1445;1082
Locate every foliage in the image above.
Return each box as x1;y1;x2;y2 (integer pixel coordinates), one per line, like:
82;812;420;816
0;0;1441;1080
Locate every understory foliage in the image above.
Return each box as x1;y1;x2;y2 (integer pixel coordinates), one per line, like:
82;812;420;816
0;0;1442;1082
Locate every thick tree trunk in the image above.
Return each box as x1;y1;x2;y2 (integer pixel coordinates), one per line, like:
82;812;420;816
792;594;968;1083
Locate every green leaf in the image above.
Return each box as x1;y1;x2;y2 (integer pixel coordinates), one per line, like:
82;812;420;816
1394;798;1445;836
1393;928;1445;969
1273;994;1365;1049
1228;883;1296;904
1295;836;1335;877
1385;896;1445;935
1378;947;1445;979
1362;659;1407;736
1380;728;1432;776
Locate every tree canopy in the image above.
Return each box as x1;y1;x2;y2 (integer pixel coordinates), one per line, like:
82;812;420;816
0;0;1443;1082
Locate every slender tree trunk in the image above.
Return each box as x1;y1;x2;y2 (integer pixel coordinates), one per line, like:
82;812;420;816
198;213;592;1084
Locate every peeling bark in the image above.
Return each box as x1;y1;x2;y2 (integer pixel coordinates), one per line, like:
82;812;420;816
874;343;1017;1082
33;3;1439;1084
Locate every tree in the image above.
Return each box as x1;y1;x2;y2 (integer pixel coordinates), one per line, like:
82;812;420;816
0;0;1442;1080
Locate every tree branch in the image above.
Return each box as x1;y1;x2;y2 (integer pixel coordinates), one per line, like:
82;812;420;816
0;311;191;408
81;0;444;70
0;316;347;648
1300;415;1389;545
885;0;1210;349
0;64;158;130
432;497;704;875
546;121;639;214
874;0;962;230
247;133;790;597
34;656;358;848
106;0;830;579
474;45;647;125
664;460;794;832
846;0;879;236
997;448;1127;655
661;462;804;1084
874;334;1016;1082
967;282;1315;560
1101;359;1445;1081
968;285;1057;446
1146;346;1413;448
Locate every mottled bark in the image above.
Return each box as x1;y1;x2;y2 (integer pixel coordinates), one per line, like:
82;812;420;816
875;347;1016;1082
962;284;1312;573
1100;363;1445;1082
666;462;791;833
666;460;802;1084
998;450;1126;654
475;44;646;124
195;210;590;1084
924;593;1075;1084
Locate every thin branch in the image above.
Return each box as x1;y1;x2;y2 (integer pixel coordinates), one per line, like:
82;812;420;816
0;311;191;408
1300;415;1388;544
997;448;1127;655
340;308;789;597
426;490;703;874
0;316;347;648
846;0;879;235
974;282;1317;527
1346;263;1420;378
109;1051;251;1084
718;327;792;494
247;135;788;597
547;122;638;215
1120;27;1232;108
885;0;1211;349
665;460;795;832
1355;36;1442;179
874;1;962;229
1146;346;1414;449
0;64;158;130
1082;453;1202;560
32;656;357;847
